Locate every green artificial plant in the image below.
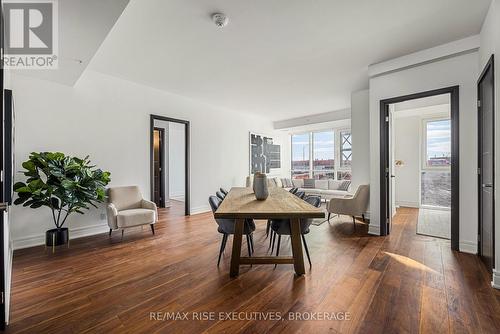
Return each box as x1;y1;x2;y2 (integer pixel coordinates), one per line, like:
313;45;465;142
13;152;111;229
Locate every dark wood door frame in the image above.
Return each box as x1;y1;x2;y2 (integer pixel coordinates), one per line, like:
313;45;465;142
477;55;495;270
379;86;460;251
153;127;166;208
150;115;190;216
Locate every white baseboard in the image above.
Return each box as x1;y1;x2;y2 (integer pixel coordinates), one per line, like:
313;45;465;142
368;224;380;236
396;201;419;208
169;192;185;201
13;223;109;250
492;269;500;289
459;241;477;254
190;205;211;215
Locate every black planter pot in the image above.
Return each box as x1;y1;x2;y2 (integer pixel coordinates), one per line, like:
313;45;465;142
46;228;69;246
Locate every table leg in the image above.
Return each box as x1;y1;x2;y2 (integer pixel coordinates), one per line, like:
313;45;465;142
230;218;245;277
290;218;305;275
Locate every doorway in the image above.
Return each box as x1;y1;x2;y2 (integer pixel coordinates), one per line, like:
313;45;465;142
150;115;190;216
380;86;460;250
478;55;495;272
153;127;165;207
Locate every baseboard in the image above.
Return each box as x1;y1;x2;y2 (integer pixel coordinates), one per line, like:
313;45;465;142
492;269;500;289
190;205;211;215
396;201;419;208
459;241;477;254
170;194;185;201
13;223;109;250
368;224;380;236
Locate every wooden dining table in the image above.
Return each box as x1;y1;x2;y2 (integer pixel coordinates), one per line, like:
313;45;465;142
214;187;325;277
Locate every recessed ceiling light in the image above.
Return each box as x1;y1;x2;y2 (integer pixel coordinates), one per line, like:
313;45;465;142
212;13;229;28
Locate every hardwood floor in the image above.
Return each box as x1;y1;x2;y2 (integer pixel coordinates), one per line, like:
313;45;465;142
7;204;500;333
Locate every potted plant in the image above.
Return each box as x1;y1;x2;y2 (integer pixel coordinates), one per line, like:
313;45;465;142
13;152;111;247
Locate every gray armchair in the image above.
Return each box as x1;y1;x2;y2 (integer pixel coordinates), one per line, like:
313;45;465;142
107;186;157;238
326;184;369;229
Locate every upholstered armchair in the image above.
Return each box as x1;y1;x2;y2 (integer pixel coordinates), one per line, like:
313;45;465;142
326;184;369;229
106;186;158;238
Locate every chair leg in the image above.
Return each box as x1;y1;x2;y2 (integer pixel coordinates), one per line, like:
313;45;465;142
362;214;365;222
121;229;124;241
246;235;252;257
266;220;270;237
249;233;254;254
271;231;276;252
150;224;155;235
109;229;112;237
274;235;281;268
301;234;312;268
327;213;331;221
352;216;356;230
217;234;227;266
269;230;274;248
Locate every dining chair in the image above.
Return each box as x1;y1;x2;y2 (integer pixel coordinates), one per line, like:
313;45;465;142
216;191;225;201
266;187;300;239
269;195;321;268
208;196;255;266
220;188;229;196
295;191;306;199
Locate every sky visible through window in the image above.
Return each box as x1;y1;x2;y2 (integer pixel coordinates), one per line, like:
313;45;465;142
426;119;451;165
292;132;334;161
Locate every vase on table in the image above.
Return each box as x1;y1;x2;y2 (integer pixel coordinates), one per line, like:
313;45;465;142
253;172;269;200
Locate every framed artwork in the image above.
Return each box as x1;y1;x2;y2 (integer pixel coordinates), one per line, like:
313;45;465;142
249;132;281;174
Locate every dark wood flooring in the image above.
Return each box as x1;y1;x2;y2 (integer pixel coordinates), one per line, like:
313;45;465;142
7;204;500;333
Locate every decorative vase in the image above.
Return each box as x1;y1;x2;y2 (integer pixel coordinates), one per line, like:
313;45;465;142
46;228;69;246
253;173;269;200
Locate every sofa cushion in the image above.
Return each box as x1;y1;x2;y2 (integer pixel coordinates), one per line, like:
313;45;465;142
117;208;155;228
303;178;315;188
328;180;342;190
338;180;351;191
274;177;283;188
292;179;304;188
315;180;329;190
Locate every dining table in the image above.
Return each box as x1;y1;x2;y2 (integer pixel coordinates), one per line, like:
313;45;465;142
214;187;325;277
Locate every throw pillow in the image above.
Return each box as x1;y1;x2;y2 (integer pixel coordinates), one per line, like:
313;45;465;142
303;178;315;189
338;180;351;191
286;178;293;187
281;178;288;188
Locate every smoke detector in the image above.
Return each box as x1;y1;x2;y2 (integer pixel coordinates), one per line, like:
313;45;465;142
212;13;229;28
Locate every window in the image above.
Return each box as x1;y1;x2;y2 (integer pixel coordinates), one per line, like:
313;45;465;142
291;129;351;180
291;133;310;179
423;119;451;168
421;118;451;208
313;131;335;180
340;131;352;168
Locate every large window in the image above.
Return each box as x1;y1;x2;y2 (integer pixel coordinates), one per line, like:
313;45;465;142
291;129;351;180
423;119;451;168
421;118;451;208
291;133;310;179
313;131;335;179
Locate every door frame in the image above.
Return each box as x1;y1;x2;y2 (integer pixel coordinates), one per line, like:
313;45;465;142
150;115;190;216
477;55;495;270
152;127;166;208
379;86;460;250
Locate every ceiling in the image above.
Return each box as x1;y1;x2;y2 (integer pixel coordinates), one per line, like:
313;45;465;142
12;0;129;86
72;1;491;120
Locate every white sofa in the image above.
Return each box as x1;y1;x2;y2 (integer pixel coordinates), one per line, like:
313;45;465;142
288;178;351;200
246;176;351;200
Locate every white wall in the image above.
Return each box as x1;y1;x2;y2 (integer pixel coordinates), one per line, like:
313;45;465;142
369;51;479;254
351;90;370;195
9;70;284;249
479;0;500;287
168;122;185;200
